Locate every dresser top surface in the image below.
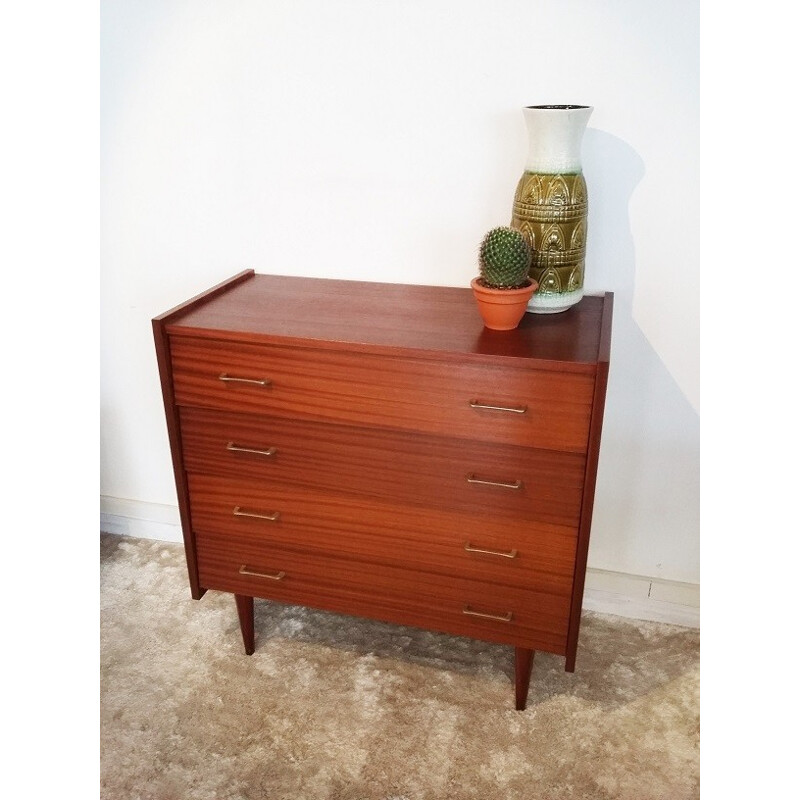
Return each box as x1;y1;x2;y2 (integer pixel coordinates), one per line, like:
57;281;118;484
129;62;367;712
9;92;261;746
163;272;611;369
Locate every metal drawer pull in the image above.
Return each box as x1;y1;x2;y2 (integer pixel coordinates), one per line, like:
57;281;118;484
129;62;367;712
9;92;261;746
233;506;281;522
469;400;527;414
239;565;286;581
466;474;523;490
464;542;518;559
219;373;271;387
226;442;277;457
463;605;513;623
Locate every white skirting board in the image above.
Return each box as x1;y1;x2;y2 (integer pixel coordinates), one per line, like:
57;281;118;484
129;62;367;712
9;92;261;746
100;496;699;629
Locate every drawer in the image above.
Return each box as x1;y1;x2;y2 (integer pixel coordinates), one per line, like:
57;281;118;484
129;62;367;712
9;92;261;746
180;407;585;526
196;536;570;653
170;336;595;452
188;474;578;595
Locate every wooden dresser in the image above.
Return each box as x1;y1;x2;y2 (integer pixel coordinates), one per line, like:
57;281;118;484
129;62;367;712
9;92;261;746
153;270;612;709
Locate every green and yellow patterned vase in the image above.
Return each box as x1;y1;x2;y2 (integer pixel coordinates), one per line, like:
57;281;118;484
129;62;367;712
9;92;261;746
511;105;593;314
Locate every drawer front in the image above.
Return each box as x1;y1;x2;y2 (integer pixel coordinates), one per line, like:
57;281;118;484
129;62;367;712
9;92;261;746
180;407;585;526
170;336;595;452
196;535;570;654
188;474;577;595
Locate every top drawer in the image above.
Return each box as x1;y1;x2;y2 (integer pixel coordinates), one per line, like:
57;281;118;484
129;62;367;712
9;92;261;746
169;336;595;452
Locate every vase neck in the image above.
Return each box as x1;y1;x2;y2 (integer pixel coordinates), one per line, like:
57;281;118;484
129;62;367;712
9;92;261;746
523;106;593;173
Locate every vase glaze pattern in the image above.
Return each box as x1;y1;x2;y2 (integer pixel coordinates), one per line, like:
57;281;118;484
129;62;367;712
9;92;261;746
511;105;593;314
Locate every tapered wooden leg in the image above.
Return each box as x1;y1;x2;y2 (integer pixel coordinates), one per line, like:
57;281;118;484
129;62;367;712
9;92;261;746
234;594;255;655
514;647;535;710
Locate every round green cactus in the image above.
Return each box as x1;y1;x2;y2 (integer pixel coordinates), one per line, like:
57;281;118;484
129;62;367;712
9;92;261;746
479;226;532;289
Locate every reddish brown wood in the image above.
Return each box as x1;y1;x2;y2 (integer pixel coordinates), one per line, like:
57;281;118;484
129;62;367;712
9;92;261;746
153;322;202;598
152;270;255;599
565;292;614;672
165;274;606;372
234;594;255;655
515;648;535;710
179;407;586;526
169;336;595;452
198;537;570;653
152;270;255;326
153;272;613;710
188;472;577;597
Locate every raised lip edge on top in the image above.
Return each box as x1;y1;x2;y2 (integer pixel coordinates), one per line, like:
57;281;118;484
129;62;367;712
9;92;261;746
525;105;591;110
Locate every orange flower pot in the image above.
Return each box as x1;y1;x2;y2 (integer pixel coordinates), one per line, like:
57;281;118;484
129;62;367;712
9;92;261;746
470;278;538;331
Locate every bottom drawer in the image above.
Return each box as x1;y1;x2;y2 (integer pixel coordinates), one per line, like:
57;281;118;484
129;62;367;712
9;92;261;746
196;536;570;654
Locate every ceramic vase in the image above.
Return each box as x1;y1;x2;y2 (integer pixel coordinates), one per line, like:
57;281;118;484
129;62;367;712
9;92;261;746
511;105;593;314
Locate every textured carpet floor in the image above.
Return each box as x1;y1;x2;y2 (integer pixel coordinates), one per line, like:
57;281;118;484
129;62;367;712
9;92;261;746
100;533;699;800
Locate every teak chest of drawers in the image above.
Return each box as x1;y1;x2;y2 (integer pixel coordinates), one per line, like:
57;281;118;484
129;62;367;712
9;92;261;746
153;270;612;709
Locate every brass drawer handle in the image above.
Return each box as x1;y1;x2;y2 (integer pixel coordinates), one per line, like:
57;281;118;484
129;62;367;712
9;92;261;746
233;506;281;522
239;565;286;581
219;373;271;387
226;442;277;457
464;542;518;559
469;400;527;414
463;605;513;623
466;474;523;490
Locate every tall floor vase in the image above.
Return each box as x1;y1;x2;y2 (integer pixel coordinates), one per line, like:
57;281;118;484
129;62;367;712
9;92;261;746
511;105;593;314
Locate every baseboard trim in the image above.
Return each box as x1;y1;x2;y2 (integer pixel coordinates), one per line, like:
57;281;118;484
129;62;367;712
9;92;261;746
583;567;699;627
583;587;699;628
100;496;183;543
100;495;699;629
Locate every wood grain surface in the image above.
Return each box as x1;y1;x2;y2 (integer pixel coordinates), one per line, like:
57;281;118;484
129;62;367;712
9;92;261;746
165;273;607;372
153;271;613;709
196;535;570;654
179;407;586;526
151;270;254;598
188;473;578;595
566;291;615;671
170;336;595;452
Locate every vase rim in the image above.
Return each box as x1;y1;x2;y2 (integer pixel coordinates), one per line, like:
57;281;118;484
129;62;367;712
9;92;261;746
525;104;591;110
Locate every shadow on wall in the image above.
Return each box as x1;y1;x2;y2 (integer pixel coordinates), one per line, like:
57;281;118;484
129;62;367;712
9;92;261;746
581;129;699;583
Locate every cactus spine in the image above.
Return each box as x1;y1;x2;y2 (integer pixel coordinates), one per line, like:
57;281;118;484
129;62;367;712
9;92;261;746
479;226;532;289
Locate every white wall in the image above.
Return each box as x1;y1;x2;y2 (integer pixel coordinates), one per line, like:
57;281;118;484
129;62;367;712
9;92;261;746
101;0;699;585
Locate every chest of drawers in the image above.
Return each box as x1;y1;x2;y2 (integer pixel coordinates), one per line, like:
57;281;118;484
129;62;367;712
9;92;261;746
153;270;612;709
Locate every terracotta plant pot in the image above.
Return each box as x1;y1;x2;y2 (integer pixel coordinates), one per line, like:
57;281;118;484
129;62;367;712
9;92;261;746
470;278;538;331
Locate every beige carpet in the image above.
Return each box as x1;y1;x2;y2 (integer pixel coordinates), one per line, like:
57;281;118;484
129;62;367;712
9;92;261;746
100;533;699;800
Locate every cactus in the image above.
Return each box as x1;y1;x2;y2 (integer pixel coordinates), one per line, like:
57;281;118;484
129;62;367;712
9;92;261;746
479;226;532;289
